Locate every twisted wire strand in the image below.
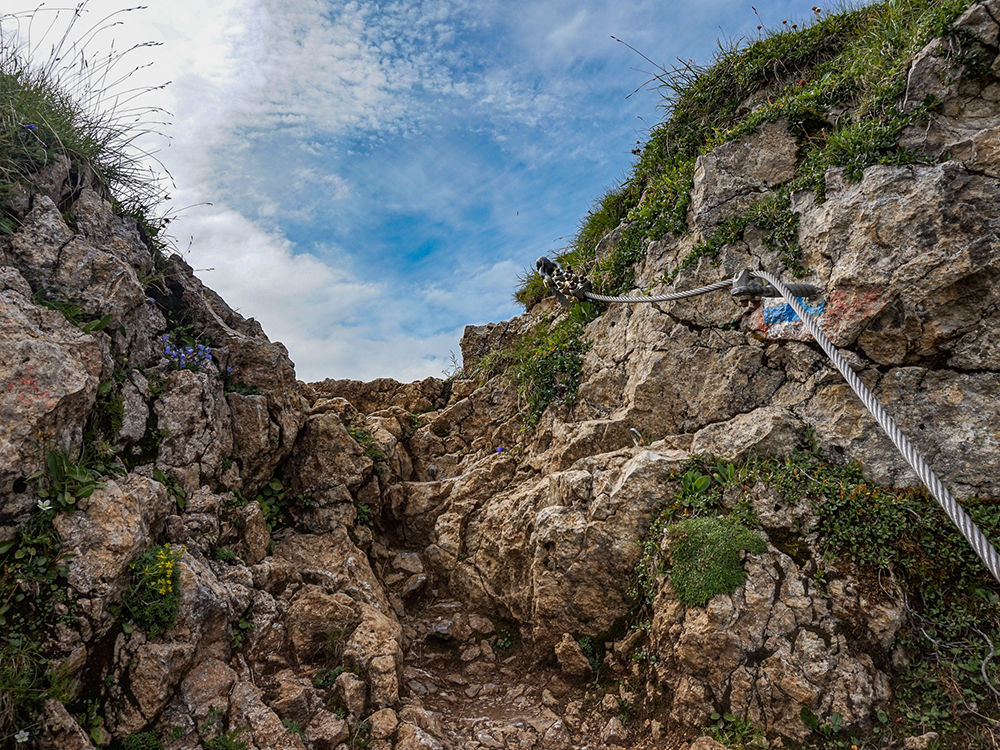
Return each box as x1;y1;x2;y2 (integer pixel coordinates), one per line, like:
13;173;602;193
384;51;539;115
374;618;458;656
754;269;1000;586
584;278;734;303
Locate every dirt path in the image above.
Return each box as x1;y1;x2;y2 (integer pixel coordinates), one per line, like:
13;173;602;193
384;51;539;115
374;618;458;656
381;562;692;750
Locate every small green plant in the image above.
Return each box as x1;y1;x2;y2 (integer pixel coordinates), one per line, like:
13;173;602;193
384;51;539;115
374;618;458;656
153;467;187;511
32;289;83;326
633;457;740;606
121;543;184;638
630;646;659;667
123;731;165;750
707;712;767;748
202;726;249;750
473;315;591;427
281;718;303;737
30;449;106;511
348;719;372;749
800;708;848;740
346;424;389;483
576;635;603;679
403;414;423;441
314;666;346;689
492;621;520;654
355;503;373;529
224;379;260;397
230;606;254;649
231;478;288;533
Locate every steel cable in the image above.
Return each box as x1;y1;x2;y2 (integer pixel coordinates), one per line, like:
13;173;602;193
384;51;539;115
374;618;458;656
754;269;1000;586
583;279;735;303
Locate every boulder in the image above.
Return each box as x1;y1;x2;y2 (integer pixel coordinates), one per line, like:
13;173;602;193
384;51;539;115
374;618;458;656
0;266;103;493
690;120;798;232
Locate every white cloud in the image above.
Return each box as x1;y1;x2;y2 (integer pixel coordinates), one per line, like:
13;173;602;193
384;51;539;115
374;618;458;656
168;201;472;382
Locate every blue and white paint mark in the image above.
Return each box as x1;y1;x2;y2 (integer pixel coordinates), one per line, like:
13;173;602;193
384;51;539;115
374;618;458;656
762;298;826;325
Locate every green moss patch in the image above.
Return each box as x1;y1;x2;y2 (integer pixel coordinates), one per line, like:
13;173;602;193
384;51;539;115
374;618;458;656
668;515;767;608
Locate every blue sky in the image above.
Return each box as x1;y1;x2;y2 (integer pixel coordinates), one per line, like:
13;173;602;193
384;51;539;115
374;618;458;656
2;0;829;382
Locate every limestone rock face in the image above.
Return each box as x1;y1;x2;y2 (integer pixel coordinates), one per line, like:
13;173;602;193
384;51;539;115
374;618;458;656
155;369;233;491
8;5;1000;748
690;120;798;232
282;407;373;522
0;266;103;493
554;634;593;679
8;191;166;366
644;482;906;742
311;376;447;415
54;474;172;609
901;0;1000;174
650;547;901;741
156;254;311;493
399;447;687;651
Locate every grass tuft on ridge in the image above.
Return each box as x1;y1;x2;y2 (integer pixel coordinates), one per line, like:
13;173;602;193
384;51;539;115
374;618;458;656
515;0;978;306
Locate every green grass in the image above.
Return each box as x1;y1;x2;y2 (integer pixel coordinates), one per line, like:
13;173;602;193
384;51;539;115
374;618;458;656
471;309;593;426
123;732;165;750
0;450;106;743
515;0;979;306
0;9;169;229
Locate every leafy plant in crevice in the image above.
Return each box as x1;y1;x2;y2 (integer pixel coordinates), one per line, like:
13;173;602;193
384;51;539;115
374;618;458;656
355;503;373;529
348;719;373;749
82;372;129;474
230;605;254;649
222;371;259;397
123;731;165;750
73;698;109;746
656;188;805;284
201;726;249;750
313;666;346;690
31;289;84;327
153;467;188;511
402;413;423;442
30;448;107;512
231;478;288;534
346;423;389;481
632;457;742;607
706;711;767;748
120;543;184;638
